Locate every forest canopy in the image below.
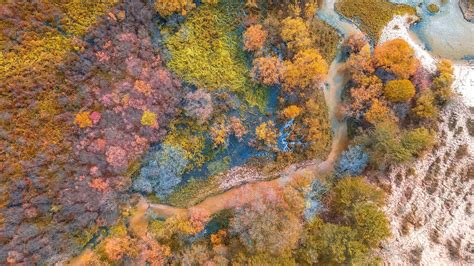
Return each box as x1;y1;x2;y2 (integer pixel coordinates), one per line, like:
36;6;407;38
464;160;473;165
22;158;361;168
0;0;464;265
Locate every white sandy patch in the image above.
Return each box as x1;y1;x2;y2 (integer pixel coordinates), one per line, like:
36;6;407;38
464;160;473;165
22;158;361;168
379;14;437;73
453;63;474;107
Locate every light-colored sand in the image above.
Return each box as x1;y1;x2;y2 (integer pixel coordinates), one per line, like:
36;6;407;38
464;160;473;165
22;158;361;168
453;63;474;107
378;99;474;264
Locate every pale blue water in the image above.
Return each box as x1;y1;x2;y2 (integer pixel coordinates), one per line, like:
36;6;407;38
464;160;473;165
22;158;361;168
390;0;474;60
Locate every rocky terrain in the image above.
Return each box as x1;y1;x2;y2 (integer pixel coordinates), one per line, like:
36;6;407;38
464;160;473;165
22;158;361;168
460;0;474;22
377;99;474;264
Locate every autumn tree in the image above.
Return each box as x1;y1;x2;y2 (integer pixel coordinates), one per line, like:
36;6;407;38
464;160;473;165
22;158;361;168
243;24;267;51
251;56;283;85
75;111;93;128
141;110;158;127
362;120;412;164
344;33;370;54
437;59;453;75
210;121;229;147
348;75;383;118
256;121;277;146
373;38;418;79
229;116;247;140
362;120;434;165
300;96;332;157
183;89;214;125
345;43;374;78
155;0;196;17
352;203;391;248
233;251;297;265
412;90;438;119
383;79;416;102
263;15;282;46
281;17;312;53
179;243;219;265
299;215;388;265
432;59;454;105
365;99;392;124
298;218;367;265
329;176;385;217
412;66;431;91
401;127;435;157
230;195;303;255
283;48;328;90
282;105;303;119
299;176;390;264
101;236;137;262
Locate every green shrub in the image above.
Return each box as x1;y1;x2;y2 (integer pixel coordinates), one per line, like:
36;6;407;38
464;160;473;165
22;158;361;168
330;177;385;216
401;127;435;157
427;4;440;13
362;120;413;163
352;203;391;248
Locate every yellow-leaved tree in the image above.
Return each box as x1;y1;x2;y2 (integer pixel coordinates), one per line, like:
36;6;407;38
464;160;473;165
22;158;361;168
281;17;312;53
283;48;328;90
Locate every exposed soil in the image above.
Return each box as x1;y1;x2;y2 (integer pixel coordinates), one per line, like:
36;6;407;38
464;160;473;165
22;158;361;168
377;99;474;264
460;0;474;22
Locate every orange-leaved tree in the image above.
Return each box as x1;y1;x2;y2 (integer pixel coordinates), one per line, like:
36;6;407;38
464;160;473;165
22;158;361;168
373;38;418;79
365;99;392;125
243;24;267;51
349;75;383;117
251;56;283;85
283;105;303;119
256;121;277;146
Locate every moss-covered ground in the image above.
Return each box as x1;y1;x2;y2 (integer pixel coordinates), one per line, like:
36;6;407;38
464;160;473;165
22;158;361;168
336;0;415;41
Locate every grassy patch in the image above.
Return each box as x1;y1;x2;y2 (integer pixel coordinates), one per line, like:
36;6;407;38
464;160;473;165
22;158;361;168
163;119;213;169
166;175;221;208
311;18;341;63
336;0;415;41
164;1;269;111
